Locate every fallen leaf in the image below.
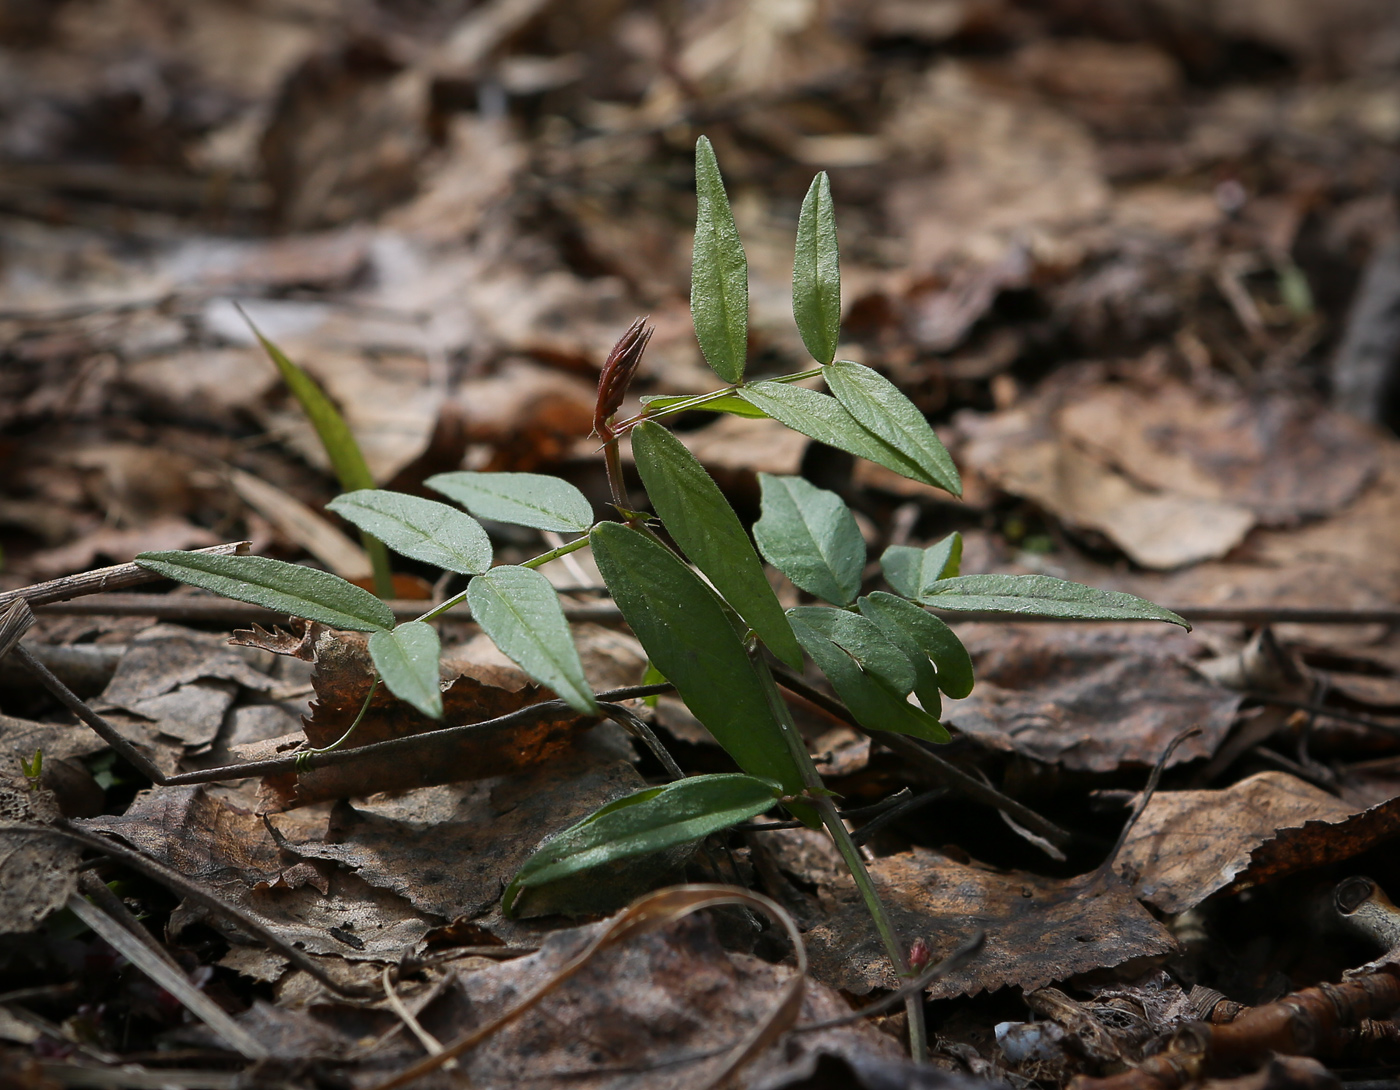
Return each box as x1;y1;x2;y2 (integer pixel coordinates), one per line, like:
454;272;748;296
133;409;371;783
1117;771;1400;913
770;830;1175;999
1058;381;1378;525
0;820;82;935
279;745;646;920
256;627;593;809
77;785;434;960
378;912;902;1090
944;624;1241;773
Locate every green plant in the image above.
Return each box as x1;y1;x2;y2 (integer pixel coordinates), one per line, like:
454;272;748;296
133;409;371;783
135;136;1185;1059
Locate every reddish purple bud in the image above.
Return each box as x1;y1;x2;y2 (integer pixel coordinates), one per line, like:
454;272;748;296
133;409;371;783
595;317;653;439
908;937;932;972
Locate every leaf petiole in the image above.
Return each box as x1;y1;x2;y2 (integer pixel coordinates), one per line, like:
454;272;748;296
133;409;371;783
520;534;592;570
295;678;380;770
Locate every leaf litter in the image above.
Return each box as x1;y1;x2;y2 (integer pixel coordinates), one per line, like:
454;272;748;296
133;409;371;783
4;0;1400;1086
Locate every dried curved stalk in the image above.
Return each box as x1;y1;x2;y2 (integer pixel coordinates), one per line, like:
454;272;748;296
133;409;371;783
368;883;807;1090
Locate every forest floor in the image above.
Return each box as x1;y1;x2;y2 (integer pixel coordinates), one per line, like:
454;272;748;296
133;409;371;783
3;1;1400;1088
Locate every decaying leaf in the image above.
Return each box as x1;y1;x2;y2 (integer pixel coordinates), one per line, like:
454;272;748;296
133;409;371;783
771;830;1175;1000
1118;771;1400;914
0;822;82;935
368;910;902;1090
279;747;648;921
77;785;434;960
256;626;594;809
944;624;1240;772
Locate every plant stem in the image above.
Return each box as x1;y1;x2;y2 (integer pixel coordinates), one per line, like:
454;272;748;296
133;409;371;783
751;652;928;1063
414;535;596;623
363;533;395;600
520;535;592;570
611;366;827;435
602;436;630;510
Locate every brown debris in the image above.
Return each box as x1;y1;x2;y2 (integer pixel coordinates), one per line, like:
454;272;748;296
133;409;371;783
1118;771;1400;914
946;624;1240;772
777;832;1174;999
259;627;591;809
1071;968;1400;1090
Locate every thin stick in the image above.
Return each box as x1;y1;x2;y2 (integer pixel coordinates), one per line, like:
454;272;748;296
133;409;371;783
46;822;378;998
160;682;674;787
35;594;624;625
768;661;1072;850
30;592;1400;628
0;541;249;611
1097;725;1202;882
1245;692;1400;733
381;966;454;1069
65;892;270;1060
10;630;168;785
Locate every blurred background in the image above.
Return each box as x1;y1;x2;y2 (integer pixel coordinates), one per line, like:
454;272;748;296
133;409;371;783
2;0;1399;612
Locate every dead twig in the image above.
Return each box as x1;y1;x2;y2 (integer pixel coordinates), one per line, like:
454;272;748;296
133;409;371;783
43;822;379;999
1097;725;1202;884
0;542;249;612
34;593;625;625
29;594;1400;626
1069;967;1400;1090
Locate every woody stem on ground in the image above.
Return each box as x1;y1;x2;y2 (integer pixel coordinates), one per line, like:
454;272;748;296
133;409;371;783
752;650;929;1064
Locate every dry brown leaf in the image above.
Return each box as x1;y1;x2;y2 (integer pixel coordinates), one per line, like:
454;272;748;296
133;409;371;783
1058;381;1378;525
772;830;1175;999
371;902;899;1090
278;748;647;921
884;61;1109;269
945;624;1240;773
0;821;83;935
1117;770;1400;914
251;628;593;809
77;785;434;960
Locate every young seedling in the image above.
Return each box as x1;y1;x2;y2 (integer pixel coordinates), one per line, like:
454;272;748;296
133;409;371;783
136;137;1186;1061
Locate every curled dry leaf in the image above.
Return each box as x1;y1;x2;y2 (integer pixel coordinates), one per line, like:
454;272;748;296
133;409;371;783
944;624;1240;773
767;829;1173;1000
279;749;647;921
254;627;592;809
1118;770;1400;914
77;785;434;960
371;885;895;1090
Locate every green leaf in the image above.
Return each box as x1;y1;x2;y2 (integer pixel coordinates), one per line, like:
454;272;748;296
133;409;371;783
247;320;393;596
754;474;864;606
631;421;802;670
881;532;963;598
641;660;667;708
793;172;841;365
251;329;374;492
368;621;442;718
426;472;593;533
640;394;770;419
859;591;974;700
824;360;961;497
788;606;915;695
591;522;810;804
691;136;749;384
738;382;941;489
788;611;948;743
466;567;599;714
503;773;781;916
919;574;1190;627
327;490;492;575
136;551;394;632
